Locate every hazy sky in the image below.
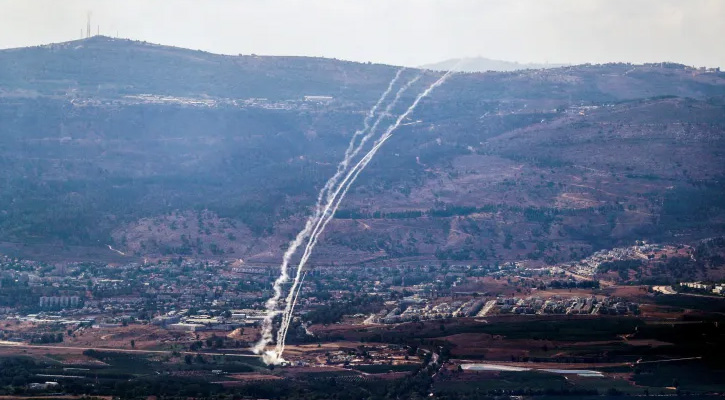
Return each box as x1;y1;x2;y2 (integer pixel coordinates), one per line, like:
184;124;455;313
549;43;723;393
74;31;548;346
1;0;723;68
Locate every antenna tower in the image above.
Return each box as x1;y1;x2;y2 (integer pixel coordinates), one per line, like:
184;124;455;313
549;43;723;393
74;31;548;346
86;12;91;38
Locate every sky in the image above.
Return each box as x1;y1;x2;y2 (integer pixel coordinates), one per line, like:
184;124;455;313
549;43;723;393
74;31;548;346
0;0;723;68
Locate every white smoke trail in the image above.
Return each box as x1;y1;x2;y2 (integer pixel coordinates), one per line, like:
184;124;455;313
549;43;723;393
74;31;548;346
273;75;423;348
330;74;422;199
317;68;406;210
266;75;420;364
287;271;307;330
252;216;310;355
272;69;457;360
253;68;405;357
341;69;405;168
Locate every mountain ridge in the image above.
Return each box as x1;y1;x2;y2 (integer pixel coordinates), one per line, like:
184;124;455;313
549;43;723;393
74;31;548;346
421;56;570;72
0;38;723;264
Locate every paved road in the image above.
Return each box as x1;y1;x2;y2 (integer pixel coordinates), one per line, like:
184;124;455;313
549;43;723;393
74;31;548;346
651;286;722;298
0;342;260;358
636;356;701;365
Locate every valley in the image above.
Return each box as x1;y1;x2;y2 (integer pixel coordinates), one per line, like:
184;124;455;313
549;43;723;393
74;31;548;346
0;35;723;399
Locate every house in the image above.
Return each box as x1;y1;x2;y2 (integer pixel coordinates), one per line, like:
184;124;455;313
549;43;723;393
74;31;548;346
28;382;59;390
303;95;334;103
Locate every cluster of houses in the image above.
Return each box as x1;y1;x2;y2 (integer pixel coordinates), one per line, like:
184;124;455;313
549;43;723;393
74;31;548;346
680;281;725;295
0;257;274;324
562;242;685;276
74;93;337;111
322;344;413;367
496;296;639;315
368;294;639;324
152;309;268;332
370;296;485;324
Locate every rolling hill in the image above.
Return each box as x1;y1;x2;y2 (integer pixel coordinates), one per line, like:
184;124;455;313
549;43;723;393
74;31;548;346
420;57;569;72
0;36;723;264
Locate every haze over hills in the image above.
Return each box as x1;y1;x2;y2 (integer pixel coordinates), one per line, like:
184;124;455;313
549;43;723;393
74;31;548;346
0;36;724;264
3;0;725;394
420;57;569;72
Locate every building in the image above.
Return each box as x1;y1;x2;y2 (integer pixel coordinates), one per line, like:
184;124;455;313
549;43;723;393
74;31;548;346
39;296;81;309
28;382;59;390
168;323;206;332
681;282;713;290
303;95;334;103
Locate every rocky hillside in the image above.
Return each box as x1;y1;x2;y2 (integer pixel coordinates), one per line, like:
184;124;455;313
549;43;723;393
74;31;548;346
0;36;723;264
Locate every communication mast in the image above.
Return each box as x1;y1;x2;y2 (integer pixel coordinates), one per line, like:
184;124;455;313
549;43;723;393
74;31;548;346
86;12;91;38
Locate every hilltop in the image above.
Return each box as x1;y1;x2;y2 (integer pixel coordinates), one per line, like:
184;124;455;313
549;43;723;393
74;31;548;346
0;37;724;264
421;56;569;72
0;36;400;101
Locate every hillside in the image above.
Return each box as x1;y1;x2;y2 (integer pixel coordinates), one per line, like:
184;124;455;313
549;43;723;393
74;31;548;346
421;57;569;72
0;36;724;264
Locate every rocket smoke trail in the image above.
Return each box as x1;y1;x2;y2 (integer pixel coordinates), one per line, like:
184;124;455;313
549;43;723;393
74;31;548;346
341;69;405;170
271;69;458;362
257;73;416;363
287;271;307;329
253;68;405;356
274;74;423;350
277;75;422;338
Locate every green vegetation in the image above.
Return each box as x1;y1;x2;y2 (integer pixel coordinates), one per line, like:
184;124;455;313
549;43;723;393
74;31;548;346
436;370;596;395
653;295;725;313
1;41;723;264
660;184;725;231
349;364;419;373
433;317;642;342
304;293;384;325
632;362;725;393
